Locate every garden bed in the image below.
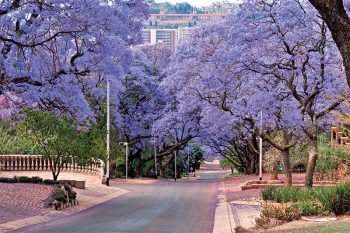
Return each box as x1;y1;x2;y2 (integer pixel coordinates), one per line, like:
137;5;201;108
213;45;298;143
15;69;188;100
0;176;85;189
253;181;350;230
0;176;80;211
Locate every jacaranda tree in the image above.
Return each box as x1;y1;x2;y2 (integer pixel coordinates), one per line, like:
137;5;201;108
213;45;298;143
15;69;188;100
0;0;151;120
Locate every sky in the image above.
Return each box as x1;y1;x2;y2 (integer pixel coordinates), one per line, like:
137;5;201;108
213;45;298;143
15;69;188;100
155;0;238;7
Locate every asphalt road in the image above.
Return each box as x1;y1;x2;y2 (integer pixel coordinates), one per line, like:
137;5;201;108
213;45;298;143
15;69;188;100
20;164;227;233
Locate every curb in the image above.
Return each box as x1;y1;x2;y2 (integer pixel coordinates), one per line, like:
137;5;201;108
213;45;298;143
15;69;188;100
213;182;235;233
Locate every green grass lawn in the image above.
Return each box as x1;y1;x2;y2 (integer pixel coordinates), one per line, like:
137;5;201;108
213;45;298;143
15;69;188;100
222;172;244;179
286;221;350;233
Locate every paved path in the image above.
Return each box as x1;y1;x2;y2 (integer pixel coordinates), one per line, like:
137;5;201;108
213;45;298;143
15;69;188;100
0;183;53;224
14;165;228;233
0;171;128;232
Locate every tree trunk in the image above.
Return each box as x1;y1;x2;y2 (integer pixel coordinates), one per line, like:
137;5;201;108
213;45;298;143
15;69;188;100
51;161;59;181
52;172;58;181
309;0;350;88
159;157;173;178
158;157;163;177
135;158;142;177
160;167;165;178
282;150;292;187
305;137;318;187
245;164;252;175
270;163;279;180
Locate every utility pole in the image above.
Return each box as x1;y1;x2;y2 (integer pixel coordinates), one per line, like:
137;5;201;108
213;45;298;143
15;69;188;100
106;77;110;186
154;141;157;177
153;116;157;177
187;147;190;180
126;143;129;180
174;150;177;182
119;142;129;179
259;110;263;181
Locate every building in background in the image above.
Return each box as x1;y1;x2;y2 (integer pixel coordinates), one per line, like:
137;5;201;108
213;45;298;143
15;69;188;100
142;2;236;51
142;14;224;51
145;13;226;29
177;27;191;43
142;29;178;52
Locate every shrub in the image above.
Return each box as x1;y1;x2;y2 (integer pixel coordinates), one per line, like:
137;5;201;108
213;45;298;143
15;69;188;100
315;135;346;181
255;214;271;228
0;176;44;184
58;180;75;187
149;173;158;179
270;187;313;203
315;186;337;212
256;203;301;228
260;181;350;216
68;190;77;200
31;176;43;183
0;177;17;183
18;176;31;183
331;181;350;215
261;186;277;201
52;188;67;203
43;179;58;185
128;167;136;178
283;205;302;221
63;183;72;191
261;203;284;220
292;201;324;216
61;183;77;201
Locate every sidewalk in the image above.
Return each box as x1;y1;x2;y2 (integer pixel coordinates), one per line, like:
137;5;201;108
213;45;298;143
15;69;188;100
0;171;128;232
213;175;263;233
213;183;235;233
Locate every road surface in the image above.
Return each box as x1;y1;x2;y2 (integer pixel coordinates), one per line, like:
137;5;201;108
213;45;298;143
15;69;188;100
17;163;227;233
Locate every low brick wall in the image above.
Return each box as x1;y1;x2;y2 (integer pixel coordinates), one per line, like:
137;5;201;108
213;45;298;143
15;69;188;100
241;180;339;190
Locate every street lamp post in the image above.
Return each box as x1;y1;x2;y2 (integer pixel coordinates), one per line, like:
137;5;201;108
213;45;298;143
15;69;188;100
187;147;190;180
174;150;177;182
259;110;263;181
119;142;129;179
106;77;110;186
154;141;157;177
152;117;157;177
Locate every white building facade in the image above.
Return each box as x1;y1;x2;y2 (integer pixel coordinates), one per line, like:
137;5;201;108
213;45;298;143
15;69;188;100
142;27;193;52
